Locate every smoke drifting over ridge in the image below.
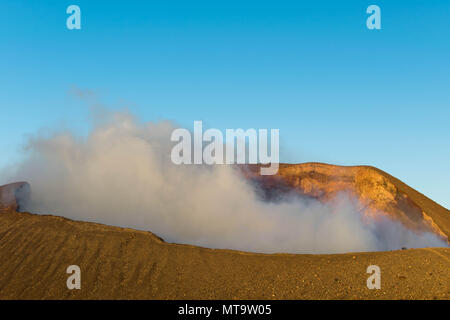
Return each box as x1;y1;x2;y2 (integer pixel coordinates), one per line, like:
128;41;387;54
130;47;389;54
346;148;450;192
1;112;447;254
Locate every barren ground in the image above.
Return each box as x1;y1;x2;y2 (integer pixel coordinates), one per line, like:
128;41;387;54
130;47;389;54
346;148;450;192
0;209;448;300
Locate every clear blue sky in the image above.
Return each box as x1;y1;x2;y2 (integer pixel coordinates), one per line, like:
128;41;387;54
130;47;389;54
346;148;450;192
0;0;449;208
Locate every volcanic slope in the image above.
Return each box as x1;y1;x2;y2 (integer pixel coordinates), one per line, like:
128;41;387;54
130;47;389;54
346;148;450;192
243;163;449;241
0;163;449;299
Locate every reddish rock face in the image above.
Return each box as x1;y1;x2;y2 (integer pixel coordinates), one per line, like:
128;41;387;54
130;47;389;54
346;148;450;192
241;163;449;242
0;182;30;213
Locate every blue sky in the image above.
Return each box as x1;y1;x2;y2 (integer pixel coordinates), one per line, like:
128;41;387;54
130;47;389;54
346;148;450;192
0;0;449;208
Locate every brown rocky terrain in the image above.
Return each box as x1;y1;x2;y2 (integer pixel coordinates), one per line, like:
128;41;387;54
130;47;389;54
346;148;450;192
0;163;448;300
0;182;29;213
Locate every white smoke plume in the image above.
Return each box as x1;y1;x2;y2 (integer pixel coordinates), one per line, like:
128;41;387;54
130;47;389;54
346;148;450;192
1;111;447;254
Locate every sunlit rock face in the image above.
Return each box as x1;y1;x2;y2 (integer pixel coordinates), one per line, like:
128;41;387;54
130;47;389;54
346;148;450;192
241;163;449;242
